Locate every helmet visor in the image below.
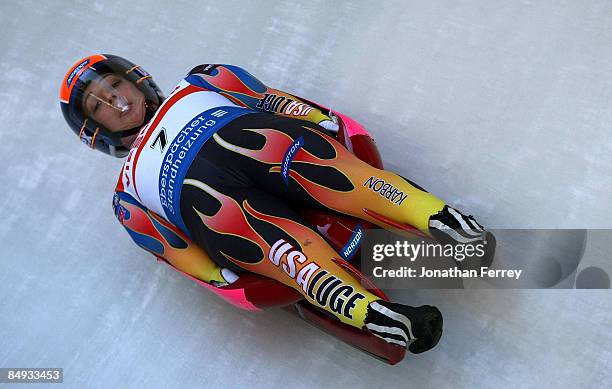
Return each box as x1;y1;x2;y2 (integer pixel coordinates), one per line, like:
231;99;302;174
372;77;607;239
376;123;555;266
81;72;147;145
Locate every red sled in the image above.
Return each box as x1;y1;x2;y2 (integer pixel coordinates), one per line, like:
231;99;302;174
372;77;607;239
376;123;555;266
165;109;408;365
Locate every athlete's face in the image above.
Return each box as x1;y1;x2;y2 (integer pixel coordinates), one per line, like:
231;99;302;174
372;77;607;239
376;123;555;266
82;74;146;146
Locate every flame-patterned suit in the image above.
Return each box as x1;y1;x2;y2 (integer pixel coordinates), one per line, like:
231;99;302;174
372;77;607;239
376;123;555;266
113;64;453;328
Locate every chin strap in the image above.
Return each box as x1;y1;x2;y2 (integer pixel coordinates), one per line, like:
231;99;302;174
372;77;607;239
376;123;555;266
107;127;141;157
117;127;141;138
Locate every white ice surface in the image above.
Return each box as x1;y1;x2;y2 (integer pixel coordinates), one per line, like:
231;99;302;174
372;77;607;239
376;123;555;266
0;1;611;388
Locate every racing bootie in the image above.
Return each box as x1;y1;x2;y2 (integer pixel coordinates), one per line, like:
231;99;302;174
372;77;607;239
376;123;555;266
365;300;443;354
428;205;496;269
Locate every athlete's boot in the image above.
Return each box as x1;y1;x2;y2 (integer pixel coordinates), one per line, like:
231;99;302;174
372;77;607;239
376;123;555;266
365;300;443;354
428;205;496;269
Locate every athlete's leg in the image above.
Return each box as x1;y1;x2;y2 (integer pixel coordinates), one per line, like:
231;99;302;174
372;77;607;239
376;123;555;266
209;113;493;251
179;153;442;352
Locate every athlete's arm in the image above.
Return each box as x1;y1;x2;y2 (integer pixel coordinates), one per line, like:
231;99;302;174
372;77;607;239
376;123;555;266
112;191;235;286
185;64;338;131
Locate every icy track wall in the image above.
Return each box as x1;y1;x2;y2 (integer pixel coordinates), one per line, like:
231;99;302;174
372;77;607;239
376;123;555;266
1;1;611;388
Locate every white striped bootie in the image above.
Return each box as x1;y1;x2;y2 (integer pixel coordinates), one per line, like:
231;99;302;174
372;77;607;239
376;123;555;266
429;205;496;269
365;300;443;354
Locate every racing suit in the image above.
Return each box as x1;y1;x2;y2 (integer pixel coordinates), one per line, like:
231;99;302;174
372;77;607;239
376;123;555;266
112;64;464;350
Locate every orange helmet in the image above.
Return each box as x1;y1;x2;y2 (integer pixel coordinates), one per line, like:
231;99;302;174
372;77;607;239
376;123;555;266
60;54;164;157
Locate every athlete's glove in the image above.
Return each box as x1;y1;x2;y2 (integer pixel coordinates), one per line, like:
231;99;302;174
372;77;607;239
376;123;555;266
211;268;240;288
318;110;339;133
